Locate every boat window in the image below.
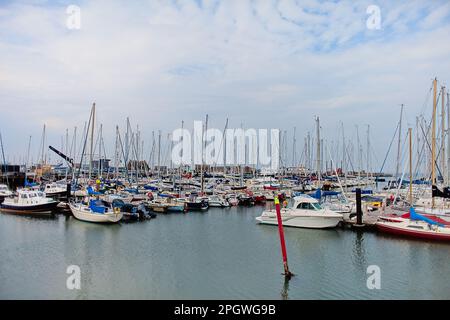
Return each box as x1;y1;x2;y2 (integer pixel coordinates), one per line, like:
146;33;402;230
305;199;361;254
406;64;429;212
297;202;316;210
20;194;28;199
312;203;323;210
407;225;424;229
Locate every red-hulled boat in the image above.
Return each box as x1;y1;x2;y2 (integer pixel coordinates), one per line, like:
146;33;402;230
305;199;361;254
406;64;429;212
376;208;450;242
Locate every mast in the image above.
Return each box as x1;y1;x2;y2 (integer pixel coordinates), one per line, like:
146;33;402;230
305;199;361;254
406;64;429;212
0;132;8;185
307;132;311;171
114;126;119;180
416;116;420;173
432;78;437;208
441;86;446;184
72;126;77;181
395;104;404;180
179;120;184;196
41;124;46;165
98;123;103;178
25;135;32;186
89;103;95;180
409;127;413;204
292;127;296;168
366;125;370;181
223;118;228;175
157;130;161;180
447;91;450;186
201;115;208;193
342;122;346;189
316;117;321;184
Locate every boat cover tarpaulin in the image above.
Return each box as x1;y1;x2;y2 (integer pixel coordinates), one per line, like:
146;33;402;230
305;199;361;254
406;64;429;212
87;186;101;195
89;200;106;214
410;207;445;227
310;189;340;199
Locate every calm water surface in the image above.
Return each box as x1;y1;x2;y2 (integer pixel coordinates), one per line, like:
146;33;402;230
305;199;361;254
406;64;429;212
1;206;449;299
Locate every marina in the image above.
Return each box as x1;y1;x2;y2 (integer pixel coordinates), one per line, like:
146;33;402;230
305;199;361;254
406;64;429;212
1;0;450;303
1;77;450;299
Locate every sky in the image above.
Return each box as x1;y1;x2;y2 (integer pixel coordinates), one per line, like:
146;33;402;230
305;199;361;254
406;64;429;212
1;0;450;171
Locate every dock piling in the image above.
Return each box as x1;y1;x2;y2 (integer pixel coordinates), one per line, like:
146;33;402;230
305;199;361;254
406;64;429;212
354;188;365;228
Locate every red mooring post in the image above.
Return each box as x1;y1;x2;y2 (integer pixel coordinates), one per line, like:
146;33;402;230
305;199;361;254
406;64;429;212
274;195;293;279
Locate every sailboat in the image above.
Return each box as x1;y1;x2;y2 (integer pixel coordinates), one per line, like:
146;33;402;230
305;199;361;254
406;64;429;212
69;103;122;223
69;199;123;223
377;207;450;241
413;79;450;221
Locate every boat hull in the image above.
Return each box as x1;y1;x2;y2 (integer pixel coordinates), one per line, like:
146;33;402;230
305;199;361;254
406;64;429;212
167;205;185;212
376;220;450;241
255;214;342;229
0;201;59;214
69;204;123;223
185;202;209;211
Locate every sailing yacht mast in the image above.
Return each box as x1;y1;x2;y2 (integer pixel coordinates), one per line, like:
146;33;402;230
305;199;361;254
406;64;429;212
409;128;413;204
366;125;370;181
447;91;450;186
432;78;437;208
201;115;208;193
157;130;161;180
89;103;95;180
0;132;8;186
441;86;446;184
316;117;321;184
40;124;46;166
395;104;404;180
25;135;31;186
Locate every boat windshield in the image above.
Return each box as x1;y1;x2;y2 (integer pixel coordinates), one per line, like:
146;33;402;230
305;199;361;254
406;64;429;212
297;202;322;210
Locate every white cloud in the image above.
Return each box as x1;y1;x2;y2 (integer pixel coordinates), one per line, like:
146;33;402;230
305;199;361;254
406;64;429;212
0;0;449;171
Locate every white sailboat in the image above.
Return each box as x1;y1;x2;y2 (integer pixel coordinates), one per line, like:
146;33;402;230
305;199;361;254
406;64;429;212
256;195;343;229
69;199;122;223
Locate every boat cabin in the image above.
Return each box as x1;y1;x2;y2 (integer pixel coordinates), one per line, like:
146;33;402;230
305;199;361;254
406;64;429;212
291;196;323;210
0;184;12;196
13;190;46;205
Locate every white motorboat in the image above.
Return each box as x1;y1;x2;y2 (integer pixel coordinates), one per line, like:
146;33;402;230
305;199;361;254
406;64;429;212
208;195;230;207
44;182;67;198
0;189;59;214
255;195;343;229
0;184;13;203
69;199;123;223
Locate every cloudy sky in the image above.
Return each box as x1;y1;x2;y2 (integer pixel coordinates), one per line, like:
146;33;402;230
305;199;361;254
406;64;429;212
1;0;450;171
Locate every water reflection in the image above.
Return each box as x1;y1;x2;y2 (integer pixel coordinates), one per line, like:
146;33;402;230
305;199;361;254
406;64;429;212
2;206;450;299
280;277;290;300
351;230;367;270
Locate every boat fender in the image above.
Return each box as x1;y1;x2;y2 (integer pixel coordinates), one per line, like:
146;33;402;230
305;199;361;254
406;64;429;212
113;207;121;214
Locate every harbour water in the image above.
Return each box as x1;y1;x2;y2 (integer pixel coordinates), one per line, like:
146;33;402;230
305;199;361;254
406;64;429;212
1;206;449;300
